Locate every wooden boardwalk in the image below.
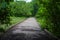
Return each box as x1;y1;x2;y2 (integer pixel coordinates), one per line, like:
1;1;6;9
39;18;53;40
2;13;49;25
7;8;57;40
1;17;58;40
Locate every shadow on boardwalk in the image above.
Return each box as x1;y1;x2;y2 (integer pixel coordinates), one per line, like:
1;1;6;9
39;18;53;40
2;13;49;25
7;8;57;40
1;17;59;40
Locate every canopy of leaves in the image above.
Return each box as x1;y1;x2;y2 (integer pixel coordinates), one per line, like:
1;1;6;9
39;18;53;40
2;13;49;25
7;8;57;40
32;0;60;38
10;1;33;17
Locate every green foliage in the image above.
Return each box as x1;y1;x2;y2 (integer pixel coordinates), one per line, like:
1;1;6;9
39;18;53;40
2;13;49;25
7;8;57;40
0;17;25;32
33;0;60;38
10;17;25;24
0;1;10;24
0;0;11;32
46;0;60;37
10;1;33;17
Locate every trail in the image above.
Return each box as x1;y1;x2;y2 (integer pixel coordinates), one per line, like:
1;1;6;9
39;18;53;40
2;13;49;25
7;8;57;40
1;17;58;40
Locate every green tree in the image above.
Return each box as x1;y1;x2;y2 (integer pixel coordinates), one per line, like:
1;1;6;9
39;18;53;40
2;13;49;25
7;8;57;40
46;0;60;37
32;0;60;38
0;0;11;24
10;1;33;17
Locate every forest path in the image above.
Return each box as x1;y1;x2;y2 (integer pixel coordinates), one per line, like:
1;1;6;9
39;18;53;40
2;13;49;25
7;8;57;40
11;17;41;32
1;17;58;40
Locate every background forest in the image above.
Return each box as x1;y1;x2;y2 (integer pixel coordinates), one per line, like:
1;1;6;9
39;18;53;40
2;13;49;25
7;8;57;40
0;0;60;38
